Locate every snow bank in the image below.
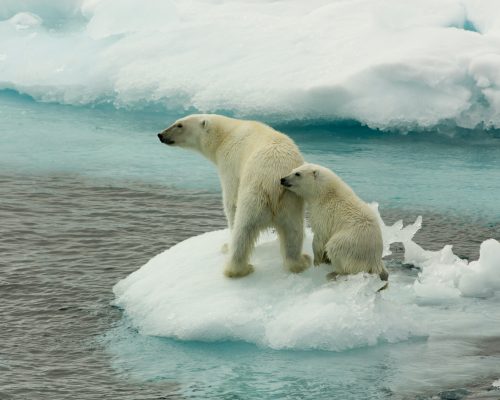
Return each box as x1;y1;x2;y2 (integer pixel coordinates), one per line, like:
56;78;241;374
1;0;500;130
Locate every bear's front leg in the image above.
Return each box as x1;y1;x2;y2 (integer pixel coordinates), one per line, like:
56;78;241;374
313;235;327;266
220;175;238;229
220;176;238;254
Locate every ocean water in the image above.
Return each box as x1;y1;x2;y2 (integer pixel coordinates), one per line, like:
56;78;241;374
1;1;500;399
2;91;499;219
2;92;500;400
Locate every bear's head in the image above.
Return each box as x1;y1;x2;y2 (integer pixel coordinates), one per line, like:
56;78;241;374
157;114;210;150
281;163;323;198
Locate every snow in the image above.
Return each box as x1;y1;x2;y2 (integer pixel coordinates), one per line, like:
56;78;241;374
1;0;500;130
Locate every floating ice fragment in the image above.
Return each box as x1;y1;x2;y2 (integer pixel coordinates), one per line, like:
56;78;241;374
113;229;423;351
114;204;499;349
372;206;500;299
412;238;500;299
458;239;500;298
9;12;42;30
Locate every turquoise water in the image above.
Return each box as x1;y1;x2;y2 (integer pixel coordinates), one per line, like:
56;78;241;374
106;321;499;399
2;91;499;219
107;323;413;399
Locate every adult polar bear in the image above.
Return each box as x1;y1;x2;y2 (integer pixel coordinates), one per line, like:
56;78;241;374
157;114;311;278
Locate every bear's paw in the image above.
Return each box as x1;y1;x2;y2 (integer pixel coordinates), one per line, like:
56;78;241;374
224;262;254;278
286;254;312;273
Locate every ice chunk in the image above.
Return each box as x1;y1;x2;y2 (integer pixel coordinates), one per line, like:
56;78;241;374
458;239;500;298
113;205;500;349
372;205;500;299
113;229;422;351
411;237;500;299
370;202;422;257
9;12;42;30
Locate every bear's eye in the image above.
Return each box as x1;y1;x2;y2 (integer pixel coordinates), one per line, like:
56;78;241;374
295;172;301;177
176;123;183;128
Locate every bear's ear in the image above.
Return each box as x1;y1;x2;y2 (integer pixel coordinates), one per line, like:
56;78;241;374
313;170;319;179
201;119;208;129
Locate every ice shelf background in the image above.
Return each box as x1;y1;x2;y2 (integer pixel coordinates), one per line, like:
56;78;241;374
1;0;500;130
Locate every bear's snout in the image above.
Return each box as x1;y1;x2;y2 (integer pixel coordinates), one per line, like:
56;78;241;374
280;177;291;187
158;133;175;145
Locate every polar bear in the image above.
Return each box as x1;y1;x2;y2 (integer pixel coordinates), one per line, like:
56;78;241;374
157;114;311;278
281;163;388;283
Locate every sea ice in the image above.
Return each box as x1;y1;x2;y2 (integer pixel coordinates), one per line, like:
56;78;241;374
8;12;41;30
113;206;500;351
407;235;500;299
113;229;423;351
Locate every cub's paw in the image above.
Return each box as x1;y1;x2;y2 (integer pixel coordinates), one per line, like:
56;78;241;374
314;252;329;266
326;271;339;281
224;262;254;278
287;254;312;273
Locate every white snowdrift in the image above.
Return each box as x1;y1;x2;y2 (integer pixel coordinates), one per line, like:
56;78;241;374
1;0;500;130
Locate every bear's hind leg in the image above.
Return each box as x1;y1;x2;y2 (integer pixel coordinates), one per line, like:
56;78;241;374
312;234;329;266
224;196;270;278
324;253;346;281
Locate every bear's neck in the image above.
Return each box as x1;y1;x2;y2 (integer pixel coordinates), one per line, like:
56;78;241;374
309;184;347;205
201;126;228;164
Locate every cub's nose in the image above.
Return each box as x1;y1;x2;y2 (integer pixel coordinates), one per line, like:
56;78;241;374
157;133;164;142
280;178;286;185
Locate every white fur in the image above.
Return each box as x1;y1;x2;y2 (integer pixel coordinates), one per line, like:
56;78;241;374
282;163;388;281
158;114;311;277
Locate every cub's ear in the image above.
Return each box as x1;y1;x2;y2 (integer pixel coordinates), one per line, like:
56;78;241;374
313;170;319;179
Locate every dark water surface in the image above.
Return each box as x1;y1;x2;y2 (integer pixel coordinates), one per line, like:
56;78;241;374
1;172;498;399
1;172;225;399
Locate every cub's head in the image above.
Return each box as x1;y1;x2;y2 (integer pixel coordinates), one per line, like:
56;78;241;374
280;163;321;198
157;114;210;150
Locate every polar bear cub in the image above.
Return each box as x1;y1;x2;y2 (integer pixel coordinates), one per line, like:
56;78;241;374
281;163;388;283
158;114;311;278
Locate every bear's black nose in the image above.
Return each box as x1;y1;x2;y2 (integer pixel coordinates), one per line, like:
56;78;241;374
158;133;164;142
280;178;286;184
